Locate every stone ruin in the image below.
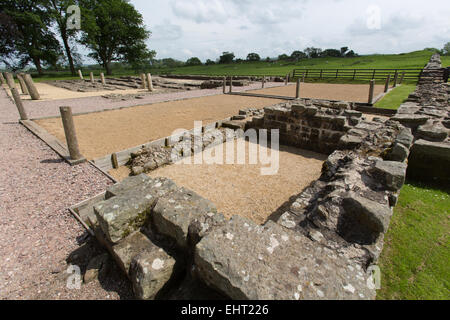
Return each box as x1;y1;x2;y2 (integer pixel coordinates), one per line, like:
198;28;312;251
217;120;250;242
74;55;448;300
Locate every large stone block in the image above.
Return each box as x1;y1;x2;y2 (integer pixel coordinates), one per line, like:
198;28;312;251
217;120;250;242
370;160;407;191
341;195;392;238
94;177;177;243
152;187;218;249
129;244;177;300
195;216;375;300
105;174;151;199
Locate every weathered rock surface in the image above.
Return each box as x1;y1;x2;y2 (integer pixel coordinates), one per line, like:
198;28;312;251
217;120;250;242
370;161;407;191
129;244;177;300
195;216;375;300
152;187;218;249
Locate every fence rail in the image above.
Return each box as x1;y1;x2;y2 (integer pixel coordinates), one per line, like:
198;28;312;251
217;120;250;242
292;68;426;81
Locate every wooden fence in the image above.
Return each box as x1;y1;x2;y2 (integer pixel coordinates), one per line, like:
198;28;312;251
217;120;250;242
292;68;425;81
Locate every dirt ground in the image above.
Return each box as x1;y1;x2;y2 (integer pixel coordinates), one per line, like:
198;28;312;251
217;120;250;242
35;95;284;160
110;140;327;225
6;83;175;101
249;83;385;102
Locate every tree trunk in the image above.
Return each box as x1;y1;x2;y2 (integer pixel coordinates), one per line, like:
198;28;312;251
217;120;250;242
105;62;112;75
61;31;76;76
33;57;43;75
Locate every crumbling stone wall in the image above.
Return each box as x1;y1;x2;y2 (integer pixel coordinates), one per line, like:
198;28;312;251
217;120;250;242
73;55;447;300
391;54;449;182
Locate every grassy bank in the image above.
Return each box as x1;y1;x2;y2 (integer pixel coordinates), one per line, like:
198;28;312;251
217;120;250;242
15;49;434;83
374;84;417;110
377;181;450;300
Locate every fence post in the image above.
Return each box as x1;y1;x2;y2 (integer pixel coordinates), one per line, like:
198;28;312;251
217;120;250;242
111;153;119;169
222;76;226;94
296;78;301;99
146;73;154;92
23;74;40;100
336;70;339;78
302;72;305;83
262;76;265;88
393;70;398;87
90;72;94;84
11;87;28;121
229;76;233;93
0;72;5;85
399;72;405;84
372;69;376;80
5;72;15;89
17;74;29;95
78;70;84;80
100;73;106;85
59;106;83;161
368;80;375;104
384;74;391;93
352;70;356;80
320;70;323;79
285;74;288;85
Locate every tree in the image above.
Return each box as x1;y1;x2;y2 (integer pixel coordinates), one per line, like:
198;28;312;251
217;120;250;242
322;49;341;58
43;0;79;76
0;0;62;74
219;52;235;64
205;59;215;65
186;57;202;66
277;54;289;61
443;42;450;56
79;0;152;75
246;53;261;62
340;47;349;57
290;50;306;61
304;47;322;59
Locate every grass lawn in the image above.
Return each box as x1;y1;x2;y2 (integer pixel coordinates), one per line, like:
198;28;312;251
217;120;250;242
374;84;417;110
441;55;450;68
12;49;433;83
377;181;450;300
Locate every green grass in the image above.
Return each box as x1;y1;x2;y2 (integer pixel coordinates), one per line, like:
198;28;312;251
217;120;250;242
377;181;450;300
374;84;417;110
441;55;450;68
15;49;434;83
149;50;433;77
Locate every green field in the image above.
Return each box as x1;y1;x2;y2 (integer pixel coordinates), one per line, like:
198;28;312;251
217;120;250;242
22;49;436;83
375;84;417;110
377;181;450;300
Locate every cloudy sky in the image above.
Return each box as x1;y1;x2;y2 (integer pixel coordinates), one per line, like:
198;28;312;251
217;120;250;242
129;0;449;62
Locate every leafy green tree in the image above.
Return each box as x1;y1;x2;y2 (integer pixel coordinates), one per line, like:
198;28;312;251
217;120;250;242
443;42;450;56
205;59;215;65
322;49;341;58
246;53;261;62
79;0;152;75
219;52;235;64
0;0;62;74
304;47;322;59
43;0;79;75
186;57;202;66
290;50;306;61
277;54;289;61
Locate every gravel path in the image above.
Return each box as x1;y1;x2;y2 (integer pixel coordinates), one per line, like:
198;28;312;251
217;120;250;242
23;82;284;119
0;87;133;299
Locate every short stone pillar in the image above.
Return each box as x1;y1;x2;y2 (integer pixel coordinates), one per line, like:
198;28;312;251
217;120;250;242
17;73;29;95
100;73;106;85
296;78;301;99
285;74;288;85
222;76;226;94
11;87;28;120
229;76;233;93
90;72;94;83
393;71;398;88
59;106;83;161
78;70;84;80
368;80;375;104
384;74;391;93
140;74;146;89
0;72;6;85
262;76;265;88
5;72;15;89
23;74;40;100
146;73;154;92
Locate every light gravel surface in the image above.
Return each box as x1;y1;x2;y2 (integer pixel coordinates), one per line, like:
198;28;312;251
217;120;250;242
23;82;284;119
0;87;133;300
